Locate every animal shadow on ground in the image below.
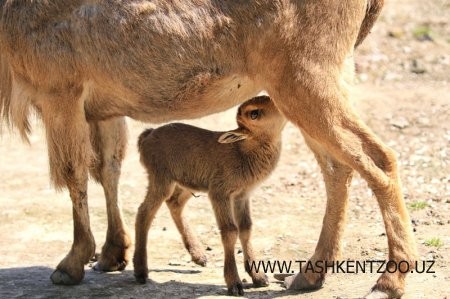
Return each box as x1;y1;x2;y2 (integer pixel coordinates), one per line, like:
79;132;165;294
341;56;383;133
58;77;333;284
0;266;310;298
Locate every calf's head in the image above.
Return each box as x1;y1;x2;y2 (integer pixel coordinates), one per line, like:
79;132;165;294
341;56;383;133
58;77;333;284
218;96;286;144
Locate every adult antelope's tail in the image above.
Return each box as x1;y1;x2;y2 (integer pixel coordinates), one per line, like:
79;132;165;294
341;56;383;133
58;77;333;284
0;53;32;142
355;0;384;48
0;52;13;132
1;0;32;141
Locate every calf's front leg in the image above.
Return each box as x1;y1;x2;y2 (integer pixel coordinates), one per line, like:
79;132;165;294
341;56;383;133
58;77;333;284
233;193;269;288
210;191;243;296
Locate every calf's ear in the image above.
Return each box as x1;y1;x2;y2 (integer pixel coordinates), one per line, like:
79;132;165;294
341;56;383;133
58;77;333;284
218;131;248;143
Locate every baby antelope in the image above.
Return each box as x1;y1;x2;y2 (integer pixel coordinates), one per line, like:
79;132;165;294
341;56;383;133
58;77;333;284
133;96;286;295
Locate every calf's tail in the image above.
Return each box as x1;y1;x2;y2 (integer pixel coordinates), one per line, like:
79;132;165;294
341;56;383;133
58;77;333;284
138;128;154;153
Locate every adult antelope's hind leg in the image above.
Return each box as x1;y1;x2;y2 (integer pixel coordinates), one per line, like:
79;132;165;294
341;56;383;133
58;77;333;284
166;186;207;266
282;133;353;290
271;80;417;297
89;117;131;272
38;89;95;285
234;193;269;288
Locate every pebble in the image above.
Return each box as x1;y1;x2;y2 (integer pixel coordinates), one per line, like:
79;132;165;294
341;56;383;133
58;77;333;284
391;117;410;129
411;59;426;74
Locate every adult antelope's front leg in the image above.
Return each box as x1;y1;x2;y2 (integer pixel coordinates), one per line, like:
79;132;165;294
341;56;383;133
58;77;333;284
50;177;95;285
283;133;353;290
89;117;131;272
272;77;417;297
38;88;96;285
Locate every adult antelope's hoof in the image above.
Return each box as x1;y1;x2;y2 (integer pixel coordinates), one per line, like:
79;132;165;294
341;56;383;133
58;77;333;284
284;272;324;290
93;259;127;272
365;285;404;299
227;282;244;296
252;273;269;287
50;269;83;285
95;236;131;272
192;254;207;267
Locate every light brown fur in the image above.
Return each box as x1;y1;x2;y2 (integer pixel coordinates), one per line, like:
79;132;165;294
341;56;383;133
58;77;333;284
135;96;284;295
0;0;416;297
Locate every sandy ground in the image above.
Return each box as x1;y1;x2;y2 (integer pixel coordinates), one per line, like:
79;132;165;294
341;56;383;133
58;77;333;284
0;1;449;298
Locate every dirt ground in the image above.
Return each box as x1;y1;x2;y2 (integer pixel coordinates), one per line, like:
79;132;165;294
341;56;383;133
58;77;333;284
0;1;449;298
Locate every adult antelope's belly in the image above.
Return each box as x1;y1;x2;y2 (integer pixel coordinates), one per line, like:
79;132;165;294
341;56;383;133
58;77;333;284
84;68;261;123
128;74;261;123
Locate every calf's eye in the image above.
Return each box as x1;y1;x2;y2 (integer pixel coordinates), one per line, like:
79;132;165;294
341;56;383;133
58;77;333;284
250;110;260;120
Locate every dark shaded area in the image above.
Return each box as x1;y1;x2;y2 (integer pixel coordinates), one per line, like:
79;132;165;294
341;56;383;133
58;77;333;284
0;266;310;298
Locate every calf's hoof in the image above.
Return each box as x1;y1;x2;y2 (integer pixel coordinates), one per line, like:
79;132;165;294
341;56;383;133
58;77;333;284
227;282;244;296
274;273;292;281
364;285;404;299
50;269;83;285
134;269;149;284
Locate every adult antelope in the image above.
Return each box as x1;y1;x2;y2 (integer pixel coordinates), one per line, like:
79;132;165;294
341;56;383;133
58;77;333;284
0;0;416;297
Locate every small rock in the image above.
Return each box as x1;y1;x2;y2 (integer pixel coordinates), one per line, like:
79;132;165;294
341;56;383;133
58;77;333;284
391;117;410;129
168;261;183;266
411;59;426;74
426;251;443;260
242;278;248;283
383;72;402;81
435;220;444;225
206;246;213;251
388;28;405;38
358;73;369;82
417;117;430;126
413;26;434;41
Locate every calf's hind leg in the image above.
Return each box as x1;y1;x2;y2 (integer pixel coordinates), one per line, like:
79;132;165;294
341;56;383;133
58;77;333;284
133;178;175;283
37;89;95;285
271;77;417;297
89;117;131;272
166;186;207;266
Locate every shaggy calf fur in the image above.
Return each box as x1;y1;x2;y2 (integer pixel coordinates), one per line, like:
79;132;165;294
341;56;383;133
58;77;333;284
134;96;285;296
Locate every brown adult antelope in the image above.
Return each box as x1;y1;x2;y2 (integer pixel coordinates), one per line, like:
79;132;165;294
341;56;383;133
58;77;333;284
0;0;417;297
